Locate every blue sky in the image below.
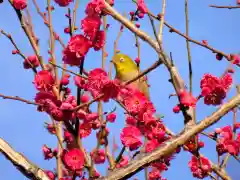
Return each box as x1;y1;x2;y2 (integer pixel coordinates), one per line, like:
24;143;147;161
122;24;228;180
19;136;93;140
0;0;240;179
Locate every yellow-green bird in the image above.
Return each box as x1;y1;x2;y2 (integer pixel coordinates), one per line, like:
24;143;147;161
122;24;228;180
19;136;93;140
111;53;150;100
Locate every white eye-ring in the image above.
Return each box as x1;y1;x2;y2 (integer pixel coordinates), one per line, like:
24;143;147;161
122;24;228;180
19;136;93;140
120;57;124;62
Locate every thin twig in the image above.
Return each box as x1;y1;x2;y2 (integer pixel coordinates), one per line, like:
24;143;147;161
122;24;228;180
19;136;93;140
72;0;80;34
50;118;63;149
115;146;125;165
0;93;40;106
185;0;193;93
135;35;140;59
0;29;37;73
68;8;73;36
184;0;197;148
24;8;34;41
209;5;240;9
157;0;166;47
102;16;107;70
0;30;26;60
125;59;162;85
32;0;65;48
148;12;234;63
148;14;167;65
47;0;58;84
73;95;103;112
49;62;87;79
209;172;217;180
8;0;45;69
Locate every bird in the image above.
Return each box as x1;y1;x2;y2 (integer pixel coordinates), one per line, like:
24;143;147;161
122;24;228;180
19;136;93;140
111;53;150;99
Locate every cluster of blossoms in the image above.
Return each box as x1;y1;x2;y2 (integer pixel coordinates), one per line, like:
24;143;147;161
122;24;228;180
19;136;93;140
33;70;77;122
23;55;40;69
129;0;148;19
214;125;240;156
186;137;211;179
173;89;197;113
117;86;177;179
200;73;232;106
187;124;240;179
173;72;233;113
37;65;173;179
62;0;112;66
188;156;212;179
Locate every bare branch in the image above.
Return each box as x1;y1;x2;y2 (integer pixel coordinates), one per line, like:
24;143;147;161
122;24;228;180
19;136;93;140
47;0;58;84
209;5;240;9
49;62;87;79
157;0;166;45
0;29;37;73
0;93;39;106
0;138;49;180
32;0;65;48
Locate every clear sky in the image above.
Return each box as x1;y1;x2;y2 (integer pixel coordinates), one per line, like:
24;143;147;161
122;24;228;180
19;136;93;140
0;0;240;179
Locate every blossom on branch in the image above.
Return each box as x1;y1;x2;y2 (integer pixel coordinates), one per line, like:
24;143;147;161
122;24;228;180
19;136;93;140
92;30;106;51
84;68;120;101
44;170;56;180
216;125;240;156
178;89;197;108
61;148;84;173
13;0;27;10
35;92;76;121
81;15;102;41
148;168;166;180
200;73;232;105
136;0;148;18
54;0;73;7
33;70;55;92
63;35;92;66
23;55;40;69
106;112;116;123
188;156;212;179
90;149;106;164
85;0;106;16
120;126;142;151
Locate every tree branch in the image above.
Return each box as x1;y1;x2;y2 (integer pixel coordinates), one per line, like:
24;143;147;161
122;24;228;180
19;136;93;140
0;29;37;73
209;5;240;9
8;0;45;69
97;94;240;180
0;138;49;180
0;93;40;106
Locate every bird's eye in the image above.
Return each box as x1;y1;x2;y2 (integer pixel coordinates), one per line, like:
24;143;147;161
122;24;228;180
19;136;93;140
120;57;124;62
